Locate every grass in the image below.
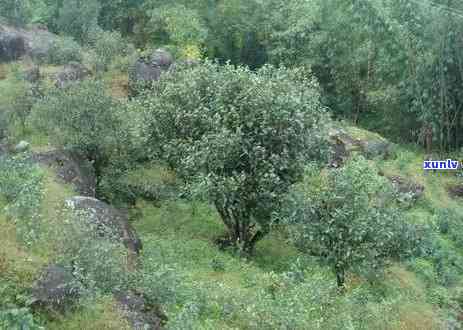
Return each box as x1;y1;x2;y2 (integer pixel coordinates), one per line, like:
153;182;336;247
46;296;131;330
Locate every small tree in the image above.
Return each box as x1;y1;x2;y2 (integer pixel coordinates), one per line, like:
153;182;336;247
30;80;132;188
283;156;414;288
140;61;329;253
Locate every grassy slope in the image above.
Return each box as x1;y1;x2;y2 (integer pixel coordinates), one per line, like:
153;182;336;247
1;61;461;328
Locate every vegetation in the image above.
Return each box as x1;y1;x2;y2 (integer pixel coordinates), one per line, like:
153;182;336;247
139;62;329;253
1;0;463;329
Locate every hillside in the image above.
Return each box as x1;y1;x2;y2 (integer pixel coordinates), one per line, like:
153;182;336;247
2;1;463;329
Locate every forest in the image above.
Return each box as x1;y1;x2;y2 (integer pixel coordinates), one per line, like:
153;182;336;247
1;0;463;329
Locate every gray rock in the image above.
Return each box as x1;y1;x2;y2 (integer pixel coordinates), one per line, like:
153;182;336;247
14;140;30;152
129;49;174;95
55;62;91;88
114;290;165;330
387;175;425;201
447;184;463;198
65;196;142;254
0;26;26;61
0;24;56;62
360;140;395;160
31;265;80;312
149;49;174;69
29;150;96;197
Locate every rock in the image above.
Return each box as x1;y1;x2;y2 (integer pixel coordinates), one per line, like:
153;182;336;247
129;49;174;94
14;140;30;153
23;66;40;83
328;128;362;167
30;265;80;312
360;140;395;160
387;175;425;201
0;143;9;158
328;127;394;165
0;24;56;63
29;150;96;197
65;196;142;254
0;26;26;61
114;290;166;330
447;184;463;198
149;49;174;69
55;62;91;88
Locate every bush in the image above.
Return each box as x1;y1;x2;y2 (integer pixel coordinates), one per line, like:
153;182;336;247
0;156;45;245
46;36;83;65
0;308;43;330
29;79;135;197
87;28;129;72
0;68;35;132
282;156;417;288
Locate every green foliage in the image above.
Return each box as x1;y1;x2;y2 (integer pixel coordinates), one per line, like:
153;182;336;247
86;28;130;72
46;36;83;65
0;308;43;330
0;68;35;133
146;4;207;50
56;0;100;42
0;156;45;245
140;61;329;252
30;80;134;192
283;156;416;288
0;0;31;26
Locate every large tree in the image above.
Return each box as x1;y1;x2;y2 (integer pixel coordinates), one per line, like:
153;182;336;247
140;61;329;253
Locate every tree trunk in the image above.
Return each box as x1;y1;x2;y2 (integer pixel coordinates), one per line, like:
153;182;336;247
335;265;346;290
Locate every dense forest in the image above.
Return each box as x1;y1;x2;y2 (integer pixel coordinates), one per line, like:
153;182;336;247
1;0;463;329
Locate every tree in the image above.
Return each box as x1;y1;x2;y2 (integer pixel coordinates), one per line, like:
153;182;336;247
30;80;133;189
56;0;100;42
283;156;414;289
0;0;31;26
140;61;330;253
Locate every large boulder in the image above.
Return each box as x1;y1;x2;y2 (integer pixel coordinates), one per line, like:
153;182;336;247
65;196;142;254
30;265;80;312
55;62;91;88
0;26;26;61
114;290;166;330
29;150;96;197
328;126;395;166
0;24;56;62
129;49;174;94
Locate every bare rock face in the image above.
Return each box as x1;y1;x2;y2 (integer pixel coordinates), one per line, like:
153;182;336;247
55;62;91;88
29;150;96;197
30;265;80;312
0;24;56;62
114;290;166;330
65;196;142;254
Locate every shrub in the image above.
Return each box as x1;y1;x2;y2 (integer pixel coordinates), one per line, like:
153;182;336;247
29;79;135;197
282;156;417;288
0;68;35;132
87;28;129;72
46;36;83;65
0;156;45;245
0;308;43;330
140;61;329;253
